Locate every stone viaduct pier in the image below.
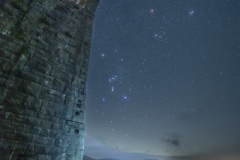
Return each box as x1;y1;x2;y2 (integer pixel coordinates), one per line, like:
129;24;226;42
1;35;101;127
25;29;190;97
0;0;99;159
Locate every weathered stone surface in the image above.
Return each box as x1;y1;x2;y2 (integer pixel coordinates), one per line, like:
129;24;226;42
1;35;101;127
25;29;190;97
0;0;99;159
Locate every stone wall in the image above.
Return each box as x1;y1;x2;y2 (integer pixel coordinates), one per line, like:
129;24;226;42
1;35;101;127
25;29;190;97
0;0;99;159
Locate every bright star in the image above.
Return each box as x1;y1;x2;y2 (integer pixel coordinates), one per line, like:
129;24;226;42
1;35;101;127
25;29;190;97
123;95;128;100
108;75;117;83
188;10;194;16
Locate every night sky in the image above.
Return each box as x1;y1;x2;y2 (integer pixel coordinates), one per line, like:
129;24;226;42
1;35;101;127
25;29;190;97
84;0;240;159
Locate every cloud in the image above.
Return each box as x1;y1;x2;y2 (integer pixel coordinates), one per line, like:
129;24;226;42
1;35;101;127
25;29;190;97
84;134;165;160
170;153;240;160
145;150;152;154
162;133;181;147
166;139;180;147
84;134;240;160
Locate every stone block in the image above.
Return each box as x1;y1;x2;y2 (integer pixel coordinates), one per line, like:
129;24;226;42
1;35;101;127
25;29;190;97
2;107;24;118
42;27;58;37
64;121;84;136
24;109;34;117
25;117;41;126
20;72;39;84
23;96;42;112
35;135;53;146
46;37;59;46
36;62;52;74
54;135;62;147
0;48;16;61
52;123;62;130
43;114;59;123
55;109;67;119
21;80;42;97
4;92;26;106
57;32;69;43
15;132;33;142
0;123;14;132
52;78;65;92
34;144;49;154
0;87;8;103
40;106;55;116
3;130;16;140
2;140;17;152
39;89;55;102
64;45;76;55
65;104;84;123
1;119;21;130
26;144;35;153
52;150;66;159
5;111;19;120
53;95;63;104
0;57;14;72
68;38;78;47
4;77;20;90
72;110;84;122
39;75;54;88
20;123;31;133
68;57;75;64
37;154;52;160
49;130;62;138
9;0;29;12
2;41;22;53
36;112;45;119
29;68;46;81
38;128;50;137
47;101;62;110
41;120;52;129
60;50;70;62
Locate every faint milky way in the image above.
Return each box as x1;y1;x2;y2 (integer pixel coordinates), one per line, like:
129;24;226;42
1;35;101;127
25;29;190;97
84;0;240;160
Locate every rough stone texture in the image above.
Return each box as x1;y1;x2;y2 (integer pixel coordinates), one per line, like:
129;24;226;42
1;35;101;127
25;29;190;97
0;0;99;159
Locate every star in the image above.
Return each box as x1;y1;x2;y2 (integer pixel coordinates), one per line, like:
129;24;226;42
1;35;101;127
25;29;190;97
122;95;129;101
188;10;194;16
108;75;117;83
111;86;114;92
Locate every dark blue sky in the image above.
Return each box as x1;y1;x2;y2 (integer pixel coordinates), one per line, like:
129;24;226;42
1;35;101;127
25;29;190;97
85;0;240;159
